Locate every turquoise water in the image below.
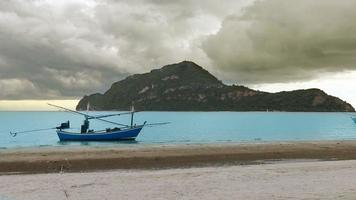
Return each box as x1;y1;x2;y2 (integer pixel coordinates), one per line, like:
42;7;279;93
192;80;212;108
0;111;355;148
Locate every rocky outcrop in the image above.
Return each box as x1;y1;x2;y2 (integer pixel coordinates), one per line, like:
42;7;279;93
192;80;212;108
77;61;355;112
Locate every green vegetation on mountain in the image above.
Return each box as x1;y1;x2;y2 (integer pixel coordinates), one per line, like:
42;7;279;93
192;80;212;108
77;61;355;112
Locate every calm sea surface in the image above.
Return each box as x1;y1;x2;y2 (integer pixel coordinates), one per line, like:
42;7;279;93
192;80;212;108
0;111;355;149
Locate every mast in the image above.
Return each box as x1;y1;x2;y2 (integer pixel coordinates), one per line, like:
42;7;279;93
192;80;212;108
86;101;90;111
130;105;134;128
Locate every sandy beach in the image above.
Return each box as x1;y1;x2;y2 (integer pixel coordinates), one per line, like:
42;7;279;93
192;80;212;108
1;159;356;199
1;141;356;199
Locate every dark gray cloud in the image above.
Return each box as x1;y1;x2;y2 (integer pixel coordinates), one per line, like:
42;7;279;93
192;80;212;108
1;0;355;100
0;0;126;99
0;0;251;99
202;0;356;84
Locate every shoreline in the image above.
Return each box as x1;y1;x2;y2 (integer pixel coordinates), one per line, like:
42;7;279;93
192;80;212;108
2;140;356;174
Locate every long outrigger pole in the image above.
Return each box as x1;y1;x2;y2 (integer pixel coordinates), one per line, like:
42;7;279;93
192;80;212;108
10;127;57;137
47;103;131;127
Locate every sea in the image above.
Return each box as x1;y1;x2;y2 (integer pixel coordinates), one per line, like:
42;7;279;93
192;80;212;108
0;111;355;149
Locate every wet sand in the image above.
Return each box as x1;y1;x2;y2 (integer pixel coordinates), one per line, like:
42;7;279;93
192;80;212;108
1;160;356;200
1;140;356;174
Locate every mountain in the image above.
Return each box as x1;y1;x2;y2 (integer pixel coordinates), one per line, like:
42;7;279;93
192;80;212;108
76;61;355;112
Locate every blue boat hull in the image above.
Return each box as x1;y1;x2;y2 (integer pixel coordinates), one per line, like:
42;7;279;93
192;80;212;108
57;126;143;141
352;117;356;124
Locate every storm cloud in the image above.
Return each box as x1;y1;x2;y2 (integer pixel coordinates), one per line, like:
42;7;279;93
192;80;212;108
0;0;355;99
0;0;254;99
203;0;356;83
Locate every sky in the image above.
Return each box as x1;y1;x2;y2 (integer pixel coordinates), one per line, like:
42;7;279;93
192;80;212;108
0;0;355;110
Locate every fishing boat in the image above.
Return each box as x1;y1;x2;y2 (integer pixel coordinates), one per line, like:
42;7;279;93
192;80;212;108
57;125;145;141
11;104;167;141
57;125;144;141
48;104;147;141
352;117;356;124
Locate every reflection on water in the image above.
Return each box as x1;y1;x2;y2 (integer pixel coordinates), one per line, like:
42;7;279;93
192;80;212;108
57;140;139;146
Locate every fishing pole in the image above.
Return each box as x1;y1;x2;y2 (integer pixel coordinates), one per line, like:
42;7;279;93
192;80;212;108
10;127;57;137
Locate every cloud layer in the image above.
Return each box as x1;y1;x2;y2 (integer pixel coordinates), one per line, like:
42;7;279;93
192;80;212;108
0;0;251;99
0;0;355;99
203;0;356;83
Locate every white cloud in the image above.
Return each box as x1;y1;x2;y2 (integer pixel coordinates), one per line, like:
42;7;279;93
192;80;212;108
254;71;356;108
0;78;59;99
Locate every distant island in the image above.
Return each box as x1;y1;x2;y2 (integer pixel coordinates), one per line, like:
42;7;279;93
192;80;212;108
77;61;355;112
